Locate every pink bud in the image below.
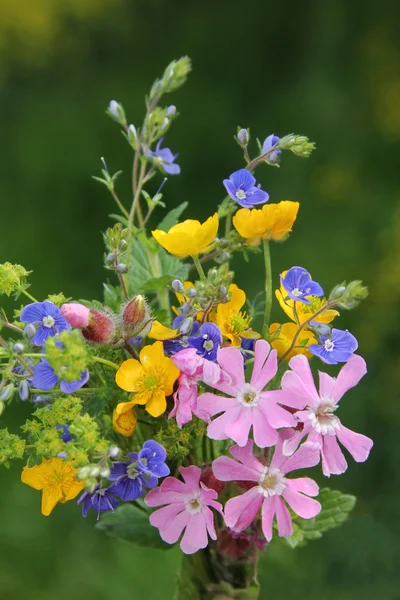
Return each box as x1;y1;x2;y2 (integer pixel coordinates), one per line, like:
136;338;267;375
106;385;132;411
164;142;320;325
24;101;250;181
61;303;90;328
82;310;116;344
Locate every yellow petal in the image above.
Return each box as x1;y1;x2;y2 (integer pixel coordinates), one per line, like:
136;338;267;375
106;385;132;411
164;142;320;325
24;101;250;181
61;479;85;503
115;359;144;392
41;487;63;516
275;288;296;322
168;219;201;236
113;406;137;436
193;213;219;255
161;357;180;396
114;399;137;416
270;322;317;360
139;341;165;371
148;321;178;340
145;389;167;417
262;201;299;241
21;463;47;490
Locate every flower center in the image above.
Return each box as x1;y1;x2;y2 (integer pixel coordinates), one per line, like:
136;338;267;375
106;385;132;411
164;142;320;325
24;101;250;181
324;339;335;352
308;399;340;435
258;467;286;497
229;311;251;334
42;315;55;328
203;338;214;352
127;463;139;479
236;189;247;200
185;492;203;514
292;287;303;297
143;374;160;391
238;383;260;407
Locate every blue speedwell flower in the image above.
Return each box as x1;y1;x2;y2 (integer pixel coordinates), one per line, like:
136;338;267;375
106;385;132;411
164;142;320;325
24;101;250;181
146;138;180;175
108;440;169;502
32;358;89;394
262;134;281;163
163;316;200;356
309;328;358;365
280;267;324;305
78;485;118;519
223;168;269;207
20;301;70;346
189;323;222;362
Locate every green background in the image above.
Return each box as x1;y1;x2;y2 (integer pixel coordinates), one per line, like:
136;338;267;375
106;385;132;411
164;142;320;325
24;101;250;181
1;0;399;598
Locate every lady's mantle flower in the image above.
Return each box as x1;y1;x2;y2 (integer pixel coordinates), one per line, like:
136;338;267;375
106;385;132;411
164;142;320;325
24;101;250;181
233;201;299;246
188;323;222;362
115;341;180;417
108;440;169;501
152;214;219;259
309;328;358;365
78;485;118;519
20;301;70;346
211;284;259;348
145;465;223;554
269;323;317;360
146;138;180;175
280;354;373;476
32;358;89;394
21;457;84;516
197;340;298;448
281;267;324;305
276;274;338;326
223;169;269;208
212;437;321;542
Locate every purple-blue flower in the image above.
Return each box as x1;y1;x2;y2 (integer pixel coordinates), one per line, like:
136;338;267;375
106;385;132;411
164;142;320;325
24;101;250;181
223;169;269;207
20;301;70;346
56;424;72;443
32;358;89;394
241;337;256;362
137;440;170;478
262;134;281;163
77;485;118;519
188;323;222;362
281;267;324;305
309;328;358;365
163;316;200;356
146;138;180;175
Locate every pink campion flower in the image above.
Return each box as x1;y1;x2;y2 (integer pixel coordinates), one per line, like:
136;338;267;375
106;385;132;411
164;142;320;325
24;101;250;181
170;348;227;428
61;303;90;328
196;340;298;447
144;465;223;554
212;436;321;542
279;354;373;477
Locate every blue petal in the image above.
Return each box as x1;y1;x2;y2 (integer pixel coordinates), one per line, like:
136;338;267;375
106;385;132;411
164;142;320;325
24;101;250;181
242;187;269;206
60;369;89;394
229;168;255;191
304;281;324;297
223;179;238;201
32;360;58;390
108;475;144;501
108;462;129;481
308;344;337;364
331;329;358;352
31;325;53;346
200;323;222;345
91;489;118;514
20;302;46;324
77;492;93;517
41;301;63;319
262;134;280;153
163;162;181;175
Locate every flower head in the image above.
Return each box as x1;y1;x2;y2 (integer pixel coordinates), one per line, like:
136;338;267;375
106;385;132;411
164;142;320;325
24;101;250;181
197;340;298;448
113;403;137;436
309;328;358;365
32;358;89;395
61;303;90;328
115;341;180;417
188;322;222;362
20;301;70;346
269;323;317;360
211;284;259;348
146;138;180;175
233;201;299;246
152;214;218;258
145;465;223;554
212;437;321;542
77;485;118;519
280;267;324;305
280;354;373;476
276;276;338;325
223;169;269;207
21;457;84;516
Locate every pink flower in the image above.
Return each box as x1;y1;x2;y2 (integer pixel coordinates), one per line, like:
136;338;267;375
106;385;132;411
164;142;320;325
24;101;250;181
61;303;90;328
196;340;298;447
170;348;226;428
144;465;223;554
280;354;373;476
212;436;321;542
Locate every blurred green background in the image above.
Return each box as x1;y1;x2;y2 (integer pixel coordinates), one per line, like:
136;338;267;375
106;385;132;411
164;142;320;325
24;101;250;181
1;0;399;598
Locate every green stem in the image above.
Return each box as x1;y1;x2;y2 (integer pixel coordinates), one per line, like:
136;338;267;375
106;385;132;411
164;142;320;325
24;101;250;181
263;239;272;328
192;255;206;281
92;356;119;370
110;189;129;219
225;205;234;237
21;289;38;303
280;302;336;361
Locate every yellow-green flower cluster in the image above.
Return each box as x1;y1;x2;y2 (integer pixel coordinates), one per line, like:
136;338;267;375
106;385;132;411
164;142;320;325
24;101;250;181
0;262;31;297
0;429;26;467
45;329;90;382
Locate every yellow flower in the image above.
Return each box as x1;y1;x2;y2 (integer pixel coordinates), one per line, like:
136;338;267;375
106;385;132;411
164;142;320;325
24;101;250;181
113;404;137;436
211;284;260;347
269;322;317;360
233;201;299;246
148;320;178;340
152;214;219;258
21;457;84;516
115;341;180;417
275;274;338;325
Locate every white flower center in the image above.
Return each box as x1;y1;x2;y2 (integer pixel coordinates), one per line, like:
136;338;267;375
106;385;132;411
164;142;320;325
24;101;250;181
292;287;303;297
236;189;247;200
258;466;286;497
203;339;214;352
237;383;260;408
42;316;55;328
307;398;340;435
185;492;203;515
324;339;335;352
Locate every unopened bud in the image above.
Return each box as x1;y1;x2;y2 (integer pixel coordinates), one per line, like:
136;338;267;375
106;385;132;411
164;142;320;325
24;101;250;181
180;302;191;315
13;342;24;354
237;128;249;145
200;467;225;494
162;117;169;130
312;323;331;337
106;252;115;263
61;303;90;328
0;383;14;401
18;380;29;401
179;317;193;335
186;288;197;298
78;466;91;480
119;240;127;250
99;467;111;478
108;446;119;458
89;465;101;477
83;310;116;344
219;252;231;262
335;280;369;310
166;105;177;116
108;100;127;126
123;296;146;329
128;124;138;148
58;451;68;459
219;286;227;296
172;279;184;293
24;324;36;339
116;263;128;273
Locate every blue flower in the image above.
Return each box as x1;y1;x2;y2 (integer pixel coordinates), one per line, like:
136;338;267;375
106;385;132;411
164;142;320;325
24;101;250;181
188;323;222;362
137;440;170;478
240;337;256;361
223;169;269;207
77;485;118;519
163;317;200;356
309;328;358;365
56;424;71;443
32;358;89;394
262;134;281;163
146;138;180;175
280;267;324;305
20;301;70;346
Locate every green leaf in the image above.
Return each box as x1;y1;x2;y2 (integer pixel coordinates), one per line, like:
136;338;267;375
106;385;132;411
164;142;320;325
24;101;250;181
157;201;188;231
96;504;170;550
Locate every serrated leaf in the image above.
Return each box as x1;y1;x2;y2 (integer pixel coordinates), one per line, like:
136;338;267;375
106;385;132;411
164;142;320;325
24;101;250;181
96;504;170;549
157;201;188;231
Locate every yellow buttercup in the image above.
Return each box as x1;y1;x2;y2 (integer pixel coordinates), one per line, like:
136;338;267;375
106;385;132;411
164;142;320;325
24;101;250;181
233;201;299;246
152;214;219;258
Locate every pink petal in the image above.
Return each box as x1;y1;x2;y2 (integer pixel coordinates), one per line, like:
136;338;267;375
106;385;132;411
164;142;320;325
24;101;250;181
212;455;260;483
202;360;221;386
203;505;218;540
332;354;367;403
318;371;336;399
336;424;373;463
273;440;320;475
233;488;264;532
207;406;243;441
261;497;276;541
149;503;185;532
321;434;347;477
179;465;202;492
224;487;262;530
283;486;321;519
286;477;319;497
283;354;319;403
150;506;188;544
170;384;197;428
275;497;293;538
196;392;235;417
282;428;308;457
259;394;296;428
145;477;186;507
250;340;277;390
180;512;209;554
266;389;306;410
252;405;279;448
225;407;252;447
229;440;264;473
216;347;245;391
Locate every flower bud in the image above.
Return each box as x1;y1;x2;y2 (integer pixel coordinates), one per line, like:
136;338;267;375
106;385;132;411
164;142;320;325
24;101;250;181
100;467;111;478
237;128;249;145
82;310;116;344
18;380;29;401
172;279;184;293
33;395;50;404
0;383;14;401
13;342;24;354
116;263;128;273
123;295;146;329
312;323;331;337
107;100;127;126
106;252;115;263
108;446;119;458
58;451;68;459
128;124;138;148
78;466;91;480
166;105;177;116
24;324;36;339
89;465;101;477
219;252;230;262
179;317;193;335
186;288;197;298
119;240;127;250
180;302;191;315
219;286;227;296
61;303;90;328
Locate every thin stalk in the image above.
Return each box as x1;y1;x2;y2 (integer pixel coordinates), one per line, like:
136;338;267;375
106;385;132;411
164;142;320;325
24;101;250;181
263;239;272;327
92;356;119;370
192;255;206;281
21;289;38;303
110;189;129;219
280;302;336;361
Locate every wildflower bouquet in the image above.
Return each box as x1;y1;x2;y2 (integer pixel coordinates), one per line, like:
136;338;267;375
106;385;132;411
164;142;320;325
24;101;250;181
0;57;372;599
